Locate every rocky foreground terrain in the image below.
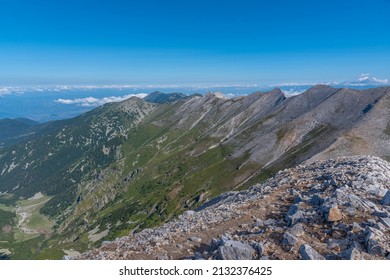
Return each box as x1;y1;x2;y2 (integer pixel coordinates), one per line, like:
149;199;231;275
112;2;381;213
77;156;390;260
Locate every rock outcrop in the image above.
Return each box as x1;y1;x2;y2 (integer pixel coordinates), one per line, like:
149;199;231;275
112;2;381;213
78;156;390;260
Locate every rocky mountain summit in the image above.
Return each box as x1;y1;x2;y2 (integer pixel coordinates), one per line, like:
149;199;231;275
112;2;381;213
78;156;390;260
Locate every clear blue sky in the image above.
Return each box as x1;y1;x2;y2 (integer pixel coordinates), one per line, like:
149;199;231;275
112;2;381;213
1;0;389;85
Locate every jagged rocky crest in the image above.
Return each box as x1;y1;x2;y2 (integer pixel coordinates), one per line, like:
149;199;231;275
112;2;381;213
77;156;390;260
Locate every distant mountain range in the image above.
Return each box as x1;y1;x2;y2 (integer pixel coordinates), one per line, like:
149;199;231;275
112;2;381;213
1;86;390;259
1;74;389;122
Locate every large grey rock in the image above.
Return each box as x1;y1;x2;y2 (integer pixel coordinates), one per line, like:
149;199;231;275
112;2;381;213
382;191;390;206
299;244;325;260
217;240;255;260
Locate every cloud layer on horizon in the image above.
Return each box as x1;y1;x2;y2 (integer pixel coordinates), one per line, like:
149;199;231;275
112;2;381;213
55;93;147;107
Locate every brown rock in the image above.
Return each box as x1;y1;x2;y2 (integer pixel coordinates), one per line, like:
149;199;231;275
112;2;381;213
327;207;343;222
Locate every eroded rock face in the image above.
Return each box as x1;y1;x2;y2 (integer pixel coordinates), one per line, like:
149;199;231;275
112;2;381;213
77;156;390;260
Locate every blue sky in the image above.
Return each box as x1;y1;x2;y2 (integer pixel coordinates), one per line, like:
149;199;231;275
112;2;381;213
1;0;390;85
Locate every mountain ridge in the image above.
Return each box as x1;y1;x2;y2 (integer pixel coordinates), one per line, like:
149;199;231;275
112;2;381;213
1;85;390;259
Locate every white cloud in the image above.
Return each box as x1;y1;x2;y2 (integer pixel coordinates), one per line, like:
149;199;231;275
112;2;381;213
281;88;306;97
0;87;11;97
55;93;147;107
327;74;389;86
372;77;389;84
343;74;389;85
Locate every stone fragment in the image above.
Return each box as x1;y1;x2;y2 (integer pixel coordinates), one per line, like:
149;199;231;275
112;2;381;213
282;232;299;246
351;222;363;234
189;236;202;243
299;244;325;260
217;240;255;260
289;223;305;237
254;219;264;227
210;238;220;252
379;217;390;228
264;219;276;226
253;242;264;257
365;228;386;256
326;239;349;252
331;231;343;239
285;205;305;226
310;195;323;206
341;247;361;260
193;252;205;260
293;195;302;204
381;191;390;206
372;211;388;218
327;207;342;222
183;210;196;216
329;178;338;187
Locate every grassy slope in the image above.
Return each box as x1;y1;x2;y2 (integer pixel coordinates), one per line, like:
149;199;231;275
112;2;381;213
35;102;264;258
0;194;53;259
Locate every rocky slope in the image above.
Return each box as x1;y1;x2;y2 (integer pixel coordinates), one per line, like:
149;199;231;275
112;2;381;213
78;156;390;260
